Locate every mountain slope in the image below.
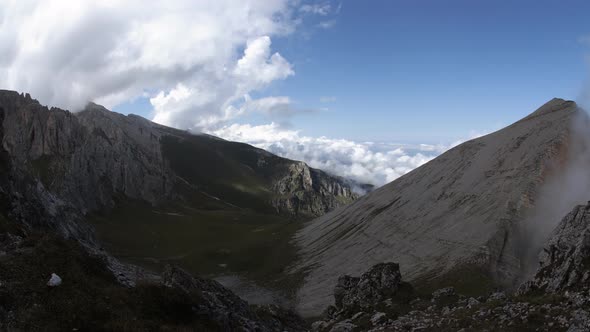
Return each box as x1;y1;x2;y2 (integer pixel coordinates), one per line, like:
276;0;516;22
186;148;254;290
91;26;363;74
291;98;578;316
0;89;361;302
0;90;358;224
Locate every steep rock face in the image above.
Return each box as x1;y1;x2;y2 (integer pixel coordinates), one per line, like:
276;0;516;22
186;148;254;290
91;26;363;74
521;202;590;293
271;161;358;217
0;90;358;235
0;91;173;215
292;98;578;315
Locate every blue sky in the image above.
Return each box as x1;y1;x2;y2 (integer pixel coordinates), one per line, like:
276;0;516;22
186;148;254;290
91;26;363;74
112;1;590;144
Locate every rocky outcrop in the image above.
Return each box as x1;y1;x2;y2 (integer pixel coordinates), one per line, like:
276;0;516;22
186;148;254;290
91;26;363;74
312;262;590;332
292;98;578;315
0;91;175;240
162;265;306;331
331;263;412;313
521;202;590;294
271;161;359;217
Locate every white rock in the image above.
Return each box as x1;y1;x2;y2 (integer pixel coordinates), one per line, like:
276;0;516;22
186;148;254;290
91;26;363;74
47;273;62;287
370;312;387;325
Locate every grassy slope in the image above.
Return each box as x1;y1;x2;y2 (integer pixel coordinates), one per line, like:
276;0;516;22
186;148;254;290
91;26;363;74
90;134;307;300
0;230;222;331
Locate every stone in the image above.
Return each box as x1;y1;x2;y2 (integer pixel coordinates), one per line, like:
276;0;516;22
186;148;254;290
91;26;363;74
311;320;329;332
370;312;387;326
467;297;480;308
47;273;62;287
332;263;410;312
329;320;356;332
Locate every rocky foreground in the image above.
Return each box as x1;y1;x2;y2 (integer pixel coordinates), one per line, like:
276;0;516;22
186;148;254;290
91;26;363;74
0;221;305;331
312;201;590;332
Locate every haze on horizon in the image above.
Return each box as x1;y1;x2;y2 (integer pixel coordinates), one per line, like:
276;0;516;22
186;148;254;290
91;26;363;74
1;0;589;186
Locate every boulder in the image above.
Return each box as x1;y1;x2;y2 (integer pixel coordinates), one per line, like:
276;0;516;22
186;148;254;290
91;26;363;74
47;273;62;287
332;263;410;312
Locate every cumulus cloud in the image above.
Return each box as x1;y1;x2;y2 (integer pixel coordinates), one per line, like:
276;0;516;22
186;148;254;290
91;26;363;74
209;123;448;186
0;0;298;130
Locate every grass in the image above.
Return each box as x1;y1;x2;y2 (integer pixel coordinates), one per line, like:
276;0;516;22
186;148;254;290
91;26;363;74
86;134;310;302
0;231;223;331
89;198;304;298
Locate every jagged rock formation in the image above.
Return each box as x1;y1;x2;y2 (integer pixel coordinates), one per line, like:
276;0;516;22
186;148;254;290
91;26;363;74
0;89;358;239
312;262;590;332
271;161;360;217
292;98;579;315
331;263;413;313
521;202;590;294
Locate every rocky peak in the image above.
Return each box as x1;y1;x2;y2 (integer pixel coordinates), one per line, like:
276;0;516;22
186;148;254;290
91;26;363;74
291;98;578;316
519;98;577;122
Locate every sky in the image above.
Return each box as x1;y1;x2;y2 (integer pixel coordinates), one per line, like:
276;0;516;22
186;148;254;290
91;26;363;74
1;0;589;187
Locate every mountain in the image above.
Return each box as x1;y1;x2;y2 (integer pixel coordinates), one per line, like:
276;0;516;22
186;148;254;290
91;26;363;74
0;90;362;304
0;90;358;226
291;98;579;316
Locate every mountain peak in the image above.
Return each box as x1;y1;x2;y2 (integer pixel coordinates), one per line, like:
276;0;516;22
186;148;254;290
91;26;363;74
519;98;577;122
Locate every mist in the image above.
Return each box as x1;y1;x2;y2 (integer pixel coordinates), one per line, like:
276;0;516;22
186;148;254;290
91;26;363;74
519;97;590;279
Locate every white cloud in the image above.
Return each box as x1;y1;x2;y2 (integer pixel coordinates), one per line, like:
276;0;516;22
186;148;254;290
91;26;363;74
209;123;447;186
317;20;337;29
0;0;297;129
299;3;332;16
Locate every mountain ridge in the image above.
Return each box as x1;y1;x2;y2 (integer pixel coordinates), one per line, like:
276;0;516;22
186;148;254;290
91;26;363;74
290;97;579;316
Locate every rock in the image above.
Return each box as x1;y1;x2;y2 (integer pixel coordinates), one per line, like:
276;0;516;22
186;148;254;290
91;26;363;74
568;309;590;332
432;287;456;300
47;273;62;287
332;263;411;312
311;320;329;332
521;202;590;294
370;312;387;325
467;297;480;308
329;320;356;332
161;265;306;331
487;291;507;302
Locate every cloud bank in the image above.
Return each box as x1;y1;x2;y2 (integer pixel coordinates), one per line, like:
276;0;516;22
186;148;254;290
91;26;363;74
210;123;453;186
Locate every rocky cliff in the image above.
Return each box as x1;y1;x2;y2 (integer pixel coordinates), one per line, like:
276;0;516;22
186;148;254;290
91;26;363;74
0;89;358;238
291;98;579;316
521;202;590;294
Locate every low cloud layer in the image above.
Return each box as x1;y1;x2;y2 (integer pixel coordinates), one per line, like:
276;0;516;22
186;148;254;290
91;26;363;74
210;123;458;186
